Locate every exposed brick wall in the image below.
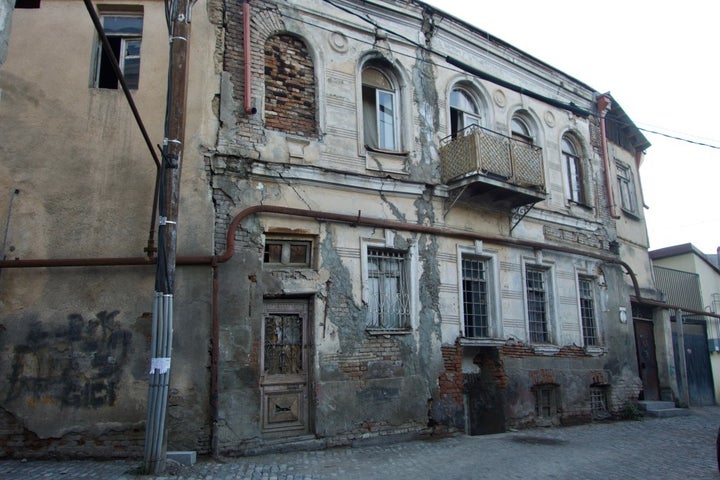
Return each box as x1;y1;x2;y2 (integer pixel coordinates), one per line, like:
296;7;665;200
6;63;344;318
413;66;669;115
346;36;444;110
438;344;463;406
0;409;145;459
264;34;317;137
336;336;402;380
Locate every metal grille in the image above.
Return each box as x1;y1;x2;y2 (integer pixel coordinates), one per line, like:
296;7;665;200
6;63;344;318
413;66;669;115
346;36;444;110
510;141;544;187
579;277;598;346
264;314;303;374
535;385;557;418
526;268;548;343
462;257;489;337
440;126;544;190
367;248;409;329
590;386;609;417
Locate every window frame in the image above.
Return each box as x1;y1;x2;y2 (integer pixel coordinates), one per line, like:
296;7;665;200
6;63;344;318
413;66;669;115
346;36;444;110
510;114;534;145
263;236;314;268
616;160;639;216
361;236;417;333
457;244;501;341
92;11;143;90
360;60;405;154
534;383;559;420
562;135;585;205
523;262;556;345
449;87;481;137
578;275;600;347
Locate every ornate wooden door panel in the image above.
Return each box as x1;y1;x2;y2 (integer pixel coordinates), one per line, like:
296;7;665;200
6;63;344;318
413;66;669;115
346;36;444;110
261;300;309;435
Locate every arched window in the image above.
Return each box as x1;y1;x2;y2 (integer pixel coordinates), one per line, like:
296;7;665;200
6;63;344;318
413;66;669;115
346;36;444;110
562;135;584;204
362;62;400;151
264;34;317;137
511;115;533;144
450;88;480;136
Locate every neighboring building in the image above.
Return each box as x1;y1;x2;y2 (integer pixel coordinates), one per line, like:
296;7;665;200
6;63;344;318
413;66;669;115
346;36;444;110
651;243;720;405
1;0;669;458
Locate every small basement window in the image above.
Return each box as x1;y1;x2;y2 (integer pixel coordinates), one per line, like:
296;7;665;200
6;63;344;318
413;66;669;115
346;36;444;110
590;385;610;419
263;238;312;267
534;384;559;419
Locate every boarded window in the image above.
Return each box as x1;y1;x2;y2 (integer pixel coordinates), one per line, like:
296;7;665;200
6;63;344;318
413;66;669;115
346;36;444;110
264;34;317;137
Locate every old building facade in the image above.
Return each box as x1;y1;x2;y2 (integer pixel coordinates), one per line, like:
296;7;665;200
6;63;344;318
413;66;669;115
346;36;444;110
0;0;672;458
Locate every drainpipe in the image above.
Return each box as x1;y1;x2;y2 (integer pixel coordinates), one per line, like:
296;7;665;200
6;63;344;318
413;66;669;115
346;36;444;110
597;94;620;219
243;1;256;115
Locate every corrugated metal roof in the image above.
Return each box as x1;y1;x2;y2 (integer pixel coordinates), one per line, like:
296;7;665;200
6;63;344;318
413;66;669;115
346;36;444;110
653;266;703;311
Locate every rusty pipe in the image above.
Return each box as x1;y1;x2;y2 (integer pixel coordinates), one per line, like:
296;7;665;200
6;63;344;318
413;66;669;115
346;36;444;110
597;94;620;219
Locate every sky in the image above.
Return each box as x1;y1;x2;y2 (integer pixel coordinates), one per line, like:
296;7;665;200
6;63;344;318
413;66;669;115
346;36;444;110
424;0;720;254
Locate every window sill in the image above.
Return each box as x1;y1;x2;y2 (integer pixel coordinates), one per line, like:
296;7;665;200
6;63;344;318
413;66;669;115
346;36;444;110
459;337;506;347
532;344;560;356
620;208;641;220
584;345;606;356
568;200;593;211
364;147;409;175
366;328;411;336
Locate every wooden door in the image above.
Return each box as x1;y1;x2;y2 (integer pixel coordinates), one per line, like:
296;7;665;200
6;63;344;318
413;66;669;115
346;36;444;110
634;319;660;400
260;299;310;435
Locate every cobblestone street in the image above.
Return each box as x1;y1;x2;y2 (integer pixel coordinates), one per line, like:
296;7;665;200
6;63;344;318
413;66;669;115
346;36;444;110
3;407;720;479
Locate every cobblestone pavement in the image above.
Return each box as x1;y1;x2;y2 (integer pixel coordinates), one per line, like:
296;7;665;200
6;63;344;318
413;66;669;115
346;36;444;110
3;407;720;479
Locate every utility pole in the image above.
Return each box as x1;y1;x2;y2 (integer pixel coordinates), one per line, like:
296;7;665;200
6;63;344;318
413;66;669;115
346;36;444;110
144;0;193;473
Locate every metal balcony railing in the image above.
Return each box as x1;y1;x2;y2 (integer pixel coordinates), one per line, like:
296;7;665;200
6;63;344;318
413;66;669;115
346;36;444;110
440;125;545;191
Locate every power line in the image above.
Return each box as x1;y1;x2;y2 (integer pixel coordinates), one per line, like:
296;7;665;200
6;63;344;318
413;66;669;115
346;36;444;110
637;127;720;150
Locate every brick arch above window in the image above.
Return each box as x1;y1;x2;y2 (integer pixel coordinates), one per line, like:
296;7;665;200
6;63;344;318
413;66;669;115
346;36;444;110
264;34;317;137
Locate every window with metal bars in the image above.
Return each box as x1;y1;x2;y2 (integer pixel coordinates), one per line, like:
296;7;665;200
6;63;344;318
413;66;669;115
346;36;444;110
579;276;599;346
590;385;610;418
366;247;409;330
526;267;549;343
263;314;303;375
534;384;558;418
462;256;489;337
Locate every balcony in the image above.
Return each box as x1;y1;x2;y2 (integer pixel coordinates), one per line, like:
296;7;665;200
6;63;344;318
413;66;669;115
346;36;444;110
440;126;546;210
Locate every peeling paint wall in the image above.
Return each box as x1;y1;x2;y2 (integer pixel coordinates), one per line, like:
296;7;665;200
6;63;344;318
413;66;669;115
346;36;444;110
0;0;219;457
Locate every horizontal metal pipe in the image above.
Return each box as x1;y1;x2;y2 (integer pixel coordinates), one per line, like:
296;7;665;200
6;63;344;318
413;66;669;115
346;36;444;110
1;204;714;318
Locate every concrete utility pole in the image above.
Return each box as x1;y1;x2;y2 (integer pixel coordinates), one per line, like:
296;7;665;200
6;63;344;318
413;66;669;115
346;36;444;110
144;0;193;473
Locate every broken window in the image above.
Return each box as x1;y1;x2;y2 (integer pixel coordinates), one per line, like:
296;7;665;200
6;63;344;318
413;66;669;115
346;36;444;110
366;247;410;330
93;13;143;90
362;62;400;151
263;237;312;267
579;276;599;346
616;161;638;215
562;136;585;204
526;267;550;343
462;256;489;337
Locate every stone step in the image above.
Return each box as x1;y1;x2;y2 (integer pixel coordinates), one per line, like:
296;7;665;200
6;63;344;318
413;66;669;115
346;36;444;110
638;400;692;418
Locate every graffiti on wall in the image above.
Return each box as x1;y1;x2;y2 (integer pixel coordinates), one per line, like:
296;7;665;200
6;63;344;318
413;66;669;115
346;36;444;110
6;310;132;408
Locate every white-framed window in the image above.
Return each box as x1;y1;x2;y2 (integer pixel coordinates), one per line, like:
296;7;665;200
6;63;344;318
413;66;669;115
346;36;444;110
93;12;143;89
362;235;417;332
578;276;599;346
458;243;500;340
366;248;409;329
450;87;481;137
562;135;585;204
525;265;555;344
616;161;638;215
361;62;400;152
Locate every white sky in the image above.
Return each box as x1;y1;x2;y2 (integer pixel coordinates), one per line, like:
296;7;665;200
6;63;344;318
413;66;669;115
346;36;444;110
424;0;720;254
